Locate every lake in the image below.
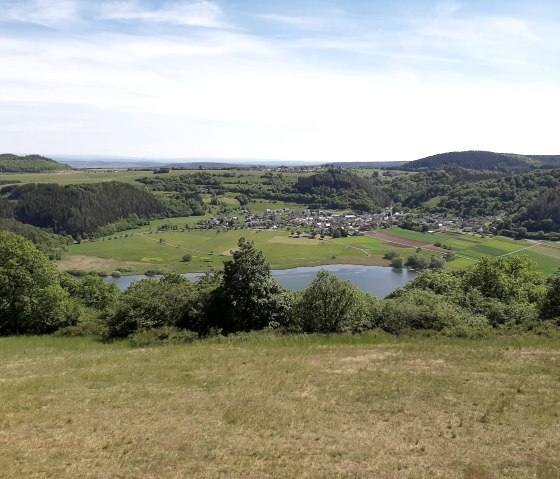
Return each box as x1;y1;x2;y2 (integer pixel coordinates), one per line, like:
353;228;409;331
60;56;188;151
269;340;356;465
105;265;415;297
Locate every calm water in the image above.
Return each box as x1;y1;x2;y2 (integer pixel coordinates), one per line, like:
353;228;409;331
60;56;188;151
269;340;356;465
105;265;415;298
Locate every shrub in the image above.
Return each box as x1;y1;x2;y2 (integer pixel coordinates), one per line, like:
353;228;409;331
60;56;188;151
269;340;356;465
129;327;198;347
106;274;197;338
293;270;381;333
380;290;488;334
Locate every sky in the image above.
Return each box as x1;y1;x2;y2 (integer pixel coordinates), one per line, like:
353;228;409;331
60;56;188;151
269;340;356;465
1;0;560;162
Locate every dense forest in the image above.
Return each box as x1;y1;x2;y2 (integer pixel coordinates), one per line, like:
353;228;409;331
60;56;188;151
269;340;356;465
382;167;560;234
0;154;69;173
1;182;165;238
1;232;558;340
400;150;560;171
296;169;391;211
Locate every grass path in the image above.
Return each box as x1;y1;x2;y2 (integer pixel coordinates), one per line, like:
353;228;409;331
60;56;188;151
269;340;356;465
136;232;214;255
498;242;541;257
324;238;371;256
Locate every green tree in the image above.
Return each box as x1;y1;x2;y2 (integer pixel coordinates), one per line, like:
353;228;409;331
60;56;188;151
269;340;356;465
294;270;379;333
541;269;560;320
391;257;404;269
0;232;77;335
60;273;120;311
213;238;292;332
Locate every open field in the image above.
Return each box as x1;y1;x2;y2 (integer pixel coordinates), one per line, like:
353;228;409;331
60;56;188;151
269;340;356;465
0;168;309;187
0;334;558;479
65;229;383;274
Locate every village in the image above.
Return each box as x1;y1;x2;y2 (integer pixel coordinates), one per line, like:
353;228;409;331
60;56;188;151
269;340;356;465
195;207;493;237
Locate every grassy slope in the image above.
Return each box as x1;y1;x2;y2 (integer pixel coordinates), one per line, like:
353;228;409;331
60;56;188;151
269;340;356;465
0;334;558;479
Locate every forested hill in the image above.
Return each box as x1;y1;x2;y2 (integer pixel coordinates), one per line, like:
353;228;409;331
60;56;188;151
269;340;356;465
400;151;560;171
0;154;70;173
1;182;165;238
296;168;391;211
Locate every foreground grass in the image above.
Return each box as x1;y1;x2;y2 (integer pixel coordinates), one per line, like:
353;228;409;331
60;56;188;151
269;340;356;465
1;334;559;478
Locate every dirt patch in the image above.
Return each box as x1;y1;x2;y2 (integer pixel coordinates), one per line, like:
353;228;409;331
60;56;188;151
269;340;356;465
367;231;448;253
536;244;560;255
268;236;320;245
57;255;148;272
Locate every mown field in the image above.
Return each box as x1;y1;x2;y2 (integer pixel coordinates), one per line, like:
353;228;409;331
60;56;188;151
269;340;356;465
0;334;558;479
63;228;388;274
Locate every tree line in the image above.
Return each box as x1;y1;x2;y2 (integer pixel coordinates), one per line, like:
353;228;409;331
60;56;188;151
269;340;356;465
1;231;558;341
1;182;165;238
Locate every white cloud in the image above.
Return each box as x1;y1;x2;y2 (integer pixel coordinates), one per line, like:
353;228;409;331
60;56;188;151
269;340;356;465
435;0;462;17
257;13;325;29
97;0;225;27
0;2;559;160
0;0;77;26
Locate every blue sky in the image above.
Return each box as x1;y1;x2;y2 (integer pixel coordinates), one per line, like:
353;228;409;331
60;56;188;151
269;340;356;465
1;0;560;162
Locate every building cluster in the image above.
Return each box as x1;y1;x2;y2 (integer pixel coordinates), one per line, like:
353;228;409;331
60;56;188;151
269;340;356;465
198;208;400;236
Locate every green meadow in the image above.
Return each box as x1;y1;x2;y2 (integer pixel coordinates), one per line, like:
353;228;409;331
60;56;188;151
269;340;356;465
1;333;559;479
64;228;382;274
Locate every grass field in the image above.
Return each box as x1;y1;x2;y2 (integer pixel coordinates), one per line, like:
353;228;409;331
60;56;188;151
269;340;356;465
1;334;558;479
65;228;382;274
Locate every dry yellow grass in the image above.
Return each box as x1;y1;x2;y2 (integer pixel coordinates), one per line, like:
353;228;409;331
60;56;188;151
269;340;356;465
0;334;559;479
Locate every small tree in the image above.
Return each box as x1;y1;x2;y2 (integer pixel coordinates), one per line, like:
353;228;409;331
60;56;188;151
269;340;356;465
182;254;192;263
212;238;292;332
391;257;404;269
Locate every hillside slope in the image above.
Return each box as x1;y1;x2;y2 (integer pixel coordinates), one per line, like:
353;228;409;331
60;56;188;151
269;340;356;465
0;154;70;173
402;151;560;171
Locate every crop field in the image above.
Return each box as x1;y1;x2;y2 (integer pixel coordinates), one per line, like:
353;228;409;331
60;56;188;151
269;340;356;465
378;228;560;275
1;334;558;479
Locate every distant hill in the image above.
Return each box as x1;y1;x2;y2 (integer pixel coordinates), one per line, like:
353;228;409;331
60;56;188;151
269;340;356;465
328;161;406;169
401;151;560;171
0;154;70;173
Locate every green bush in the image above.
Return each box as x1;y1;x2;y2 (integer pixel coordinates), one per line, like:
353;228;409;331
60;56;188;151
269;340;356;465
129;327;198;347
380;290;488;334
293;270;381;333
106;274;197;338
